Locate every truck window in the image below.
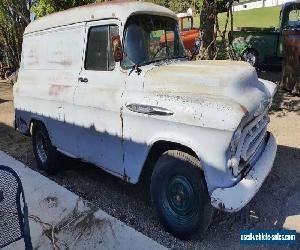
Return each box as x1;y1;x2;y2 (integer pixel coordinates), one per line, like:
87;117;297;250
85;25;118;71
288;9;300;27
183;17;192;31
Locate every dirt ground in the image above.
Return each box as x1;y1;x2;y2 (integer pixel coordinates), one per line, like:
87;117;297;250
0;70;299;249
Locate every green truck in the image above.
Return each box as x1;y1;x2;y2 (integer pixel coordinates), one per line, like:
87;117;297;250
229;1;300;67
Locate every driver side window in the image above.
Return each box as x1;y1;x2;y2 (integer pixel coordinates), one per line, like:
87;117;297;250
85;25;118;71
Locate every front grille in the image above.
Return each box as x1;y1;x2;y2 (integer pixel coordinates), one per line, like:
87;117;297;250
241;115;269;161
232;112;269;175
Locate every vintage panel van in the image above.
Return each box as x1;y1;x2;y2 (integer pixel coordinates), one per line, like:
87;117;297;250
14;1;277;238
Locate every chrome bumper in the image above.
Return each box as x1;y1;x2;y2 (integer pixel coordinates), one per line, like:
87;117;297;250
211;132;277;212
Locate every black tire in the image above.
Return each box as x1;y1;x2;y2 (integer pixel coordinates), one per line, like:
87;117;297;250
242;49;259;67
150;150;213;239
32;122;60;175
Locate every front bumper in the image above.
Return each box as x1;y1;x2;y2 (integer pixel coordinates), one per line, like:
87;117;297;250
210;132;277;212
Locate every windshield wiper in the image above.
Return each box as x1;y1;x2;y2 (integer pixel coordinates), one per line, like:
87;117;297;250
129;64;142;76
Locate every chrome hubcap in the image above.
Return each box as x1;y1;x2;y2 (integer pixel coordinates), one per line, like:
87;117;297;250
244;52;256;66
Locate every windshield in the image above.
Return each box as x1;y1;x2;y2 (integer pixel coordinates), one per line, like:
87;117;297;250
122;14;186;69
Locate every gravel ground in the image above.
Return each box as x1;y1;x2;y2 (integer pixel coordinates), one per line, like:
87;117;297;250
0;70;299;249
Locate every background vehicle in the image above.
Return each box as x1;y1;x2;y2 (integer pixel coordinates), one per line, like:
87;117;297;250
281;26;300;95
229;1;300;67
177;12;201;53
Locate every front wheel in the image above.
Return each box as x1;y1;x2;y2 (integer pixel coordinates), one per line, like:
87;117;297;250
150;150;213;239
242;49;259;67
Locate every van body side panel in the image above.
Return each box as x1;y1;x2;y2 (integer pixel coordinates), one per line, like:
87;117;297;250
14;23;86;157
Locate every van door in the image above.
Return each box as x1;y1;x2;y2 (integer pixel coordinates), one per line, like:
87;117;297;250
73;20;126;176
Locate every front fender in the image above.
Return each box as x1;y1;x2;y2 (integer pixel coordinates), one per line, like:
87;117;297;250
147;126;237;193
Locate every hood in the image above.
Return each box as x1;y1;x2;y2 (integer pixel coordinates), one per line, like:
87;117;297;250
144;60;273;116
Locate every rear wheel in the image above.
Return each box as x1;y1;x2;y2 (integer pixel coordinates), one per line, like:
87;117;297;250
242;49;259;67
32;122;60;175
150;150;213;239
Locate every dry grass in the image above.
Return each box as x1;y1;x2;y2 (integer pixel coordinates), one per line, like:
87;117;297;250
0;81;34;165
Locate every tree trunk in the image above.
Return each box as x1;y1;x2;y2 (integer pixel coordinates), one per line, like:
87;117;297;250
200;0;217;59
0;0;31;70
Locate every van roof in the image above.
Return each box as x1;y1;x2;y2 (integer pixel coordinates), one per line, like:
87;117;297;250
25;1;177;35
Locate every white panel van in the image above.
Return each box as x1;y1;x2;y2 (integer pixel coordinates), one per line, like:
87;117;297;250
14;1;277;239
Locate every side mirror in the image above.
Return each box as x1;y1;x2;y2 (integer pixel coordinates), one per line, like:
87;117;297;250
112;35;123;62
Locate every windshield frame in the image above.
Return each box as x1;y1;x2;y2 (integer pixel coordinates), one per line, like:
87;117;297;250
121;14;187;69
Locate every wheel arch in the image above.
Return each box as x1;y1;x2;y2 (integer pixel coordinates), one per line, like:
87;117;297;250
15;110;48;137
138;139;204;185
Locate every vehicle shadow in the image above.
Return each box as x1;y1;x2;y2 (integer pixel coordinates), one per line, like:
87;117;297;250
257;66;282;83
257;68;300;116
0;120;154;219
270;89;300;116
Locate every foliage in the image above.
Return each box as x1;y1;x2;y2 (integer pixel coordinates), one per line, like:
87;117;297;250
0;0;31;69
149;0;202;13
31;0;104;17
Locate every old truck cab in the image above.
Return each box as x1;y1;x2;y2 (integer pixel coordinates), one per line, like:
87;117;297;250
177;12;201;53
14;1;277;239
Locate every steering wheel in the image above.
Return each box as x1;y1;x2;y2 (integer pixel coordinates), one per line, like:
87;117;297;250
152;44;171;59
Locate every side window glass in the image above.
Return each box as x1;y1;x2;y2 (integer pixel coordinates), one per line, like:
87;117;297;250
85;26;108;71
85;25;119;71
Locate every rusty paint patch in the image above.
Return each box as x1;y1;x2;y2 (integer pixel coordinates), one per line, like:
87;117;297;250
282;29;300;95
27;48;39;65
49;84;72;97
48;59;72;66
240;104;248;115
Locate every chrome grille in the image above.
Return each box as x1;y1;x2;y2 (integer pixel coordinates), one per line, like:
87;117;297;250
236;112;269;163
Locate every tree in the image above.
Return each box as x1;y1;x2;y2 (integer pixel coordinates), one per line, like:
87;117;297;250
31;0;103;18
199;0;234;59
0;0;31;69
149;0;202;14
0;0;102;70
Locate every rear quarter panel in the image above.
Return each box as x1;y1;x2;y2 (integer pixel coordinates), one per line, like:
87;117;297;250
14;23;86;155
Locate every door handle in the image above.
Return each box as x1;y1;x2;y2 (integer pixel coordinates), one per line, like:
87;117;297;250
78;77;88;83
